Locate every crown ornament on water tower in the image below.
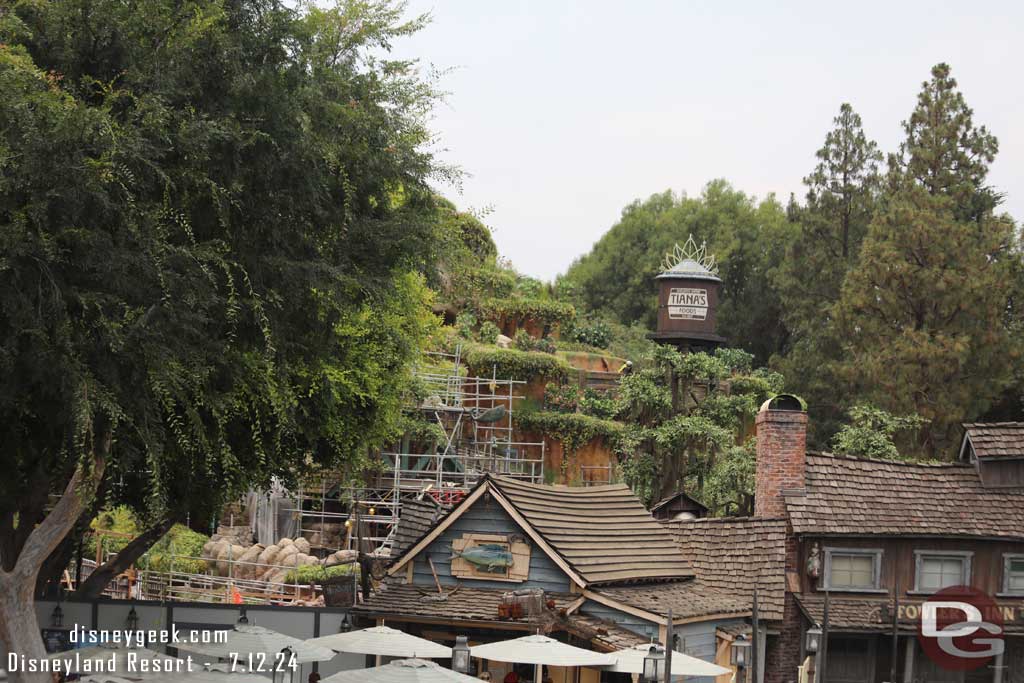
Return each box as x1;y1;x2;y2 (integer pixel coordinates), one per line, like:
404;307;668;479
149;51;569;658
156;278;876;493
661;235;719;277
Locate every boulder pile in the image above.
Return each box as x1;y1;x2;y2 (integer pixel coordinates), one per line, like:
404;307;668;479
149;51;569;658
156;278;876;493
201;536;356;584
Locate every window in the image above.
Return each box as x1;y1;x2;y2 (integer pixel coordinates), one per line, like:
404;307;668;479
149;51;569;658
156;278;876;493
913;551;972;593
1003;555;1024;595
823;548;882;591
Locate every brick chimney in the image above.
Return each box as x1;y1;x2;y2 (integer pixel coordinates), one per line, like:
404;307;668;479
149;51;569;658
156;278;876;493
754;395;808;519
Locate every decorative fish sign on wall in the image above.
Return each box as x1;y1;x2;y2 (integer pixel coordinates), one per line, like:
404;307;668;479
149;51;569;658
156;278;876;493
451;543;514;572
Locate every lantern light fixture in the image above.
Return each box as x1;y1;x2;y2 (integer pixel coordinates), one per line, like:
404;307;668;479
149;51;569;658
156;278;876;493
452;635;471;674
731;634;751;670
642;644;666;683
805;625;822;654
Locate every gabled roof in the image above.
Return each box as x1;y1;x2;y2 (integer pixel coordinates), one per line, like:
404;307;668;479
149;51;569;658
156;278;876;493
962;422;1024;460
649;491;708;514
666;516;787;620
387;475;693;587
490;477;693;585
783;452;1024;540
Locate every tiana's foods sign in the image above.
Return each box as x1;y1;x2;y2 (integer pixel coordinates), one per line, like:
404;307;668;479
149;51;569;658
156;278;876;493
668;287;708;320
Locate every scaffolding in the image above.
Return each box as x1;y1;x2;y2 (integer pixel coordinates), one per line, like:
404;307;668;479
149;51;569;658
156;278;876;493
288;346;546;557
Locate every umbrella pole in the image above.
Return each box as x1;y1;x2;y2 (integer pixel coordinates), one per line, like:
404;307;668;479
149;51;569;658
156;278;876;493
535;662;542;683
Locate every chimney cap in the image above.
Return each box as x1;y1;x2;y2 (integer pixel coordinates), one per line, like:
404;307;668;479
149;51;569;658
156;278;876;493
759;394;807;413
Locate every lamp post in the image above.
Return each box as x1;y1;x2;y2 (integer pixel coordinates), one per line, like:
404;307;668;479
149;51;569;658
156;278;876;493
805;626;822;655
238;608;249;625
338;612;352;633
452;635;471;674
731;635;751;683
126;606;140;631
51;605;64;628
642;644;666;683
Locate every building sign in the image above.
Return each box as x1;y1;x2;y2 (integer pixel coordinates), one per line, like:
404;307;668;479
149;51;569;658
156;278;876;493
668;288;708;321
917;586;1004;673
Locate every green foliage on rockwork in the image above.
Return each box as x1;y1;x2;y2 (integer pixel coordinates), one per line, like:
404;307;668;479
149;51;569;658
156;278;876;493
479;298;576;328
463;345;572;382
514;410;624;455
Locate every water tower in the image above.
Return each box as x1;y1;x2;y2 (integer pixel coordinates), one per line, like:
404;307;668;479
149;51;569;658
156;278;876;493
649;236;725;352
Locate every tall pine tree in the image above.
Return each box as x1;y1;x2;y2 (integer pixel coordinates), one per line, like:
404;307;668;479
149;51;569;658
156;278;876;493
773;104;882;444
836;64;1019;457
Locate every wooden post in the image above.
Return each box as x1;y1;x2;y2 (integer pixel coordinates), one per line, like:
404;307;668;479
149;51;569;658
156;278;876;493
889;577;899;683
752;589;759;683
902;636;915;683
665;608;673;683
818;592;830;683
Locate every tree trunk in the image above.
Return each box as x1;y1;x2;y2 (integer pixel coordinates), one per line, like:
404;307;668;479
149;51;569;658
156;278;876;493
0;451;106;683
76;515;177;599
0;570;48;683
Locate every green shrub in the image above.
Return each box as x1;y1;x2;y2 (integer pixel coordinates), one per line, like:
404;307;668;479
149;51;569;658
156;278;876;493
85;506;140;561
512;330;556;354
285;562;359;585
477;321;501;345
463;345;571;381
478;298;575;328
514;410;624;454
579;388;617;419
144;524;210;574
565;317;612;349
544;382;580;413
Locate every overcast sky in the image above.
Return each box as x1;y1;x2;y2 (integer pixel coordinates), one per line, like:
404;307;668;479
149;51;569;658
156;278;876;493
394;1;1023;281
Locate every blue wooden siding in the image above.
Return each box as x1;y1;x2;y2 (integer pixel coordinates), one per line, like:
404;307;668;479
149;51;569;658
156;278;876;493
580;600;745;683
579;599;659;641
412;500;571;592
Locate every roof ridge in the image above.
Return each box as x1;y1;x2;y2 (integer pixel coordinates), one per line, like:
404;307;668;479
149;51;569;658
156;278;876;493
674;516;788;524
808;450;970;469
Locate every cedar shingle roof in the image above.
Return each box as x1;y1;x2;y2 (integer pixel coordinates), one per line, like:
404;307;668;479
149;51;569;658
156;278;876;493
963;422;1024;459
491;476;694;585
391;497;449;559
784;453;1024;539
794;593;1024;634
353;583;576;623
666;517;787;620
354;584;647;649
594;580;748;620
566;613;649;651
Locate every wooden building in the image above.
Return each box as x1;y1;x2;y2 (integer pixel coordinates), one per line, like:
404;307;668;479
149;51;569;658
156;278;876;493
355;475;752;683
650;491;709;521
752;404;1024;683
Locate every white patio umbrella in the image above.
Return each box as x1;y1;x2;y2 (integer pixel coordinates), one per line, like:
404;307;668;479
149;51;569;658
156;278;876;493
321;658;478;683
470;634;614;683
469;635;614;667
306;626;451;659
177;624;335;665
604;644;731;679
47;645;185;679
134;663;273;683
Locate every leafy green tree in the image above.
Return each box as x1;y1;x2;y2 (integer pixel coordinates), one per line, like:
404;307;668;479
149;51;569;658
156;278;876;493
559;181;793;364
836;64;1020;457
0;0;443;667
772;104;882;444
616;347;783;514
830;405;926;460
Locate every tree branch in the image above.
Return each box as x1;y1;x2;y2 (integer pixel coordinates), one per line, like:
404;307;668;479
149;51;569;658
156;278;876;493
75;513;179;599
13;442;108;581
